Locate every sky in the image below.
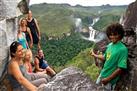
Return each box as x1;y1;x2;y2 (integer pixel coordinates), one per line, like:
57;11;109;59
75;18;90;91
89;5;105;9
30;0;136;6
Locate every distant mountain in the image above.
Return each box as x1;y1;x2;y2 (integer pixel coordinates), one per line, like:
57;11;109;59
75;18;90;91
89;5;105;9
29;3;127;36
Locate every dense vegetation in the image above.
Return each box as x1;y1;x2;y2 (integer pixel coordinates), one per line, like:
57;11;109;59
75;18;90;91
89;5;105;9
65;48;100;81
41;33;93;66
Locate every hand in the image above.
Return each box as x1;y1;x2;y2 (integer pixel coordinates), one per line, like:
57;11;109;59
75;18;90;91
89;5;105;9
30;43;33;49
30;87;38;91
90;49;96;57
43;70;47;74
39;36;41;40
101;78;110;85
33;87;38;91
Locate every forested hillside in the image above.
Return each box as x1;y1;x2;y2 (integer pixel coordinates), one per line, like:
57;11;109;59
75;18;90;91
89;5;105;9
30;3;127;36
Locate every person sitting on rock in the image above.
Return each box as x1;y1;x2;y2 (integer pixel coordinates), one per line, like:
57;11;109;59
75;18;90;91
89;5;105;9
34;49;56;77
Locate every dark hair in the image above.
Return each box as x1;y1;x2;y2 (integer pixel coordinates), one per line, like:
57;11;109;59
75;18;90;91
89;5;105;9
106;23;125;40
10;41;21;57
37;49;42;53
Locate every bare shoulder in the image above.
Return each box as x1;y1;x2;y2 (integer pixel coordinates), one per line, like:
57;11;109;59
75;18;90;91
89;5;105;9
34;56;38;61
8;61;18;74
34;18;38;24
9;61;17;68
34;56;39;63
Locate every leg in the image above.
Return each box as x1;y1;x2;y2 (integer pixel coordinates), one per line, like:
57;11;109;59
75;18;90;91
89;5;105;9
31;78;47;87
28;73;50;82
38;84;47;91
46;66;56;77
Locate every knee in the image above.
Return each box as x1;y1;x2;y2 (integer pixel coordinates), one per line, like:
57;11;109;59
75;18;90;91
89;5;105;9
41;78;47;84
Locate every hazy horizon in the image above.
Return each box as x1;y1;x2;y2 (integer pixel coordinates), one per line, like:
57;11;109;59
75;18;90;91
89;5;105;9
30;0;136;6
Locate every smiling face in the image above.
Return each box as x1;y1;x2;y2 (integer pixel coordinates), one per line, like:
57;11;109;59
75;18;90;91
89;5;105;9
15;45;24;58
24;50;32;61
106;23;124;44
20;19;27;26
109;33;120;44
38;50;44;58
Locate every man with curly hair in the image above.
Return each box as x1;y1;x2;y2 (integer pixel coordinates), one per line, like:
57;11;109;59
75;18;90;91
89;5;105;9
91;23;128;90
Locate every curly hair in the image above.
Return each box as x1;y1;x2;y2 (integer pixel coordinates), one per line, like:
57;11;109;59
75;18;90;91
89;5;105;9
106;23;125;40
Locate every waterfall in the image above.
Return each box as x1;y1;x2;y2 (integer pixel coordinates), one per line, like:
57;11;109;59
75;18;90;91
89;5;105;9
86;10;101;42
88;27;96;42
75;18;82;32
90;17;100;27
80;10;108;51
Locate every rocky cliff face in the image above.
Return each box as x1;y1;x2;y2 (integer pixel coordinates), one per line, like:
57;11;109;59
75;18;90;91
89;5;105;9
0;0;29;87
119;0;137;91
0;0;19;75
121;0;137;29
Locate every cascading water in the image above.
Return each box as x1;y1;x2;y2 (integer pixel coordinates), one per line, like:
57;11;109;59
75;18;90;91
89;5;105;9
74;11;108;52
90;17;100;27
80;15;108;46
81;27;107;43
75;18;82;32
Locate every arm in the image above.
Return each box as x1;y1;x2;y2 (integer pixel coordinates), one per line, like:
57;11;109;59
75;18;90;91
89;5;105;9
27;27;33;48
9;62;37;91
34;57;44;72
34;18;40;39
90;49;105;61
23;33;29;49
17;32;20;41
101;68;123;85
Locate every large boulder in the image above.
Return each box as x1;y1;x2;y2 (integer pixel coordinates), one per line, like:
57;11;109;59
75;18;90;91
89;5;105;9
38;67;97;91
